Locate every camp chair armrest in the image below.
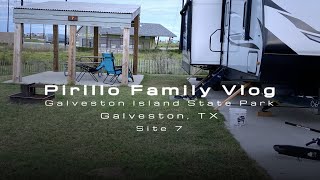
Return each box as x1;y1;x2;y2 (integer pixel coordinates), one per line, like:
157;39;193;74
115;69;122;74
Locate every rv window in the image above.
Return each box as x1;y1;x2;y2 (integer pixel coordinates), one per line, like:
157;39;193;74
244;0;252;40
225;2;229;27
243;2;247;28
184;13;188;34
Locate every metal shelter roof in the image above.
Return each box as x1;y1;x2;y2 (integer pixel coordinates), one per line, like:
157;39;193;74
13;1;141;28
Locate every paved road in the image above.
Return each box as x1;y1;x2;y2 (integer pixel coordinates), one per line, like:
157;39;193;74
189;79;320;180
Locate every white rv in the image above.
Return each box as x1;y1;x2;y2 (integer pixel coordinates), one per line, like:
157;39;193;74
180;0;320;97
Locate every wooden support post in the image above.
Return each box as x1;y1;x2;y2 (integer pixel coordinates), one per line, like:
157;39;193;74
21;0;24;44
21;24;24;44
29;24;32;39
13;23;22;83
106;33;109;50
122;27;130;85
133;15;140;75
53;24;59;72
93;26;99;62
67;25;77;85
166;37;170;50
85;26;89;48
155;36;160;49
64;25;67;49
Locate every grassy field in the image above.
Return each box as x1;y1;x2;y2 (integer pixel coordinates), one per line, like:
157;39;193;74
0;75;269;179
1;44;186;75
23;38;45;43
156;42;179;49
0;44;182;64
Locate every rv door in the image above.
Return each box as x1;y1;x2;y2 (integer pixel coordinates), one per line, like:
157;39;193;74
221;0;231;66
180;0;192;74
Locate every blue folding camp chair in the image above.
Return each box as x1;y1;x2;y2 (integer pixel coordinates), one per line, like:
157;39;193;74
96;53;134;84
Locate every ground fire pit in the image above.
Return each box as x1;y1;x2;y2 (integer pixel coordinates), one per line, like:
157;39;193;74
10;83;55;103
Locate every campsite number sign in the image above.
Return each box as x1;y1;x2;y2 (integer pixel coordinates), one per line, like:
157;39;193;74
68;16;78;21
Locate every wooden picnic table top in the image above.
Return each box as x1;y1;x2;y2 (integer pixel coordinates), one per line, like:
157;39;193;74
77;56;103;61
77;62;101;64
64;61;100;65
77;56;103;59
64;56;103;65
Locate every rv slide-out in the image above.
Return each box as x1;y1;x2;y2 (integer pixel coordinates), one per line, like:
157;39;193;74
181;0;223;73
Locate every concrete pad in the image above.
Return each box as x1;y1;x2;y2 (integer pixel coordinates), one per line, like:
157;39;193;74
3;71;144;87
189;78;320;180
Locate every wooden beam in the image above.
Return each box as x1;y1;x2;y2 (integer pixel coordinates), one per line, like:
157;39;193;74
133;15;140;75
257;111;273;117
85;26;89;48
214;83;251;110
14;9;132;20
67;25;77;85
53;24;59;72
122;27;130;85
13;23;22;83
93;26;99;62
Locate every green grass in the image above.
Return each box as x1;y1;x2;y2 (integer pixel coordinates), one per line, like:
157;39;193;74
0;75;269;179
156;42;180;49
24;38;45;43
0;44;182;64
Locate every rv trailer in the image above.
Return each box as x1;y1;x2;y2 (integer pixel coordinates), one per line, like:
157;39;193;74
180;0;320;97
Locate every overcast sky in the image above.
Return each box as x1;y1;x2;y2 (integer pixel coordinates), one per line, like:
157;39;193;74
0;0;182;39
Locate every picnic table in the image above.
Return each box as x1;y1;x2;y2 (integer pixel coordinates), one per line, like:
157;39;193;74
63;55;132;83
77;56;103;63
63;56;104;77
